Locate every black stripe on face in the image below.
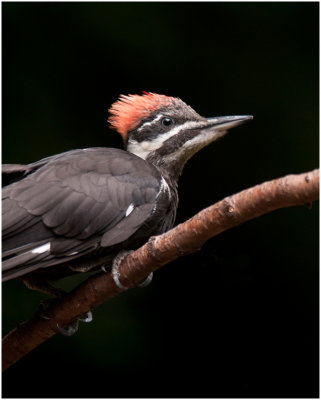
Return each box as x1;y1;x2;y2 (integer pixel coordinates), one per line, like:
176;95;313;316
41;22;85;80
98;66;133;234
127;100;204;144
127;110;184;143
152;127;201;157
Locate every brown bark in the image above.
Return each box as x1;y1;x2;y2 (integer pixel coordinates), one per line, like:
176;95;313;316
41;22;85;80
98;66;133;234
2;169;319;371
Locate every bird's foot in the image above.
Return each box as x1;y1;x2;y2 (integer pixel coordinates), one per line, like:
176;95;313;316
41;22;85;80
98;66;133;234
56;311;93;336
104;250;153;291
21;276;65;297
68;264;95;273
37;288;67;319
37;291;93;336
137;272;153;288
57;319;80;336
110;250;133;291
78;310;93;323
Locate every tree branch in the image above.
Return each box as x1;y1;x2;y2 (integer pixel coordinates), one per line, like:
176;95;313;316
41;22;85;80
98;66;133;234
2;169;319;371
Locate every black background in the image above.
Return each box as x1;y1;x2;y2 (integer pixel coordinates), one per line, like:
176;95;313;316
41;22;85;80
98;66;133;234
2;2;319;398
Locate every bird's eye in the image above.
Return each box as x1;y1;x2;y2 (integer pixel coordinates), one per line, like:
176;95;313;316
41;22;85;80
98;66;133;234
161;117;173;127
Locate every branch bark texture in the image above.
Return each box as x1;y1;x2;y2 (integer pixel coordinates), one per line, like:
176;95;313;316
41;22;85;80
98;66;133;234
2;169;319;371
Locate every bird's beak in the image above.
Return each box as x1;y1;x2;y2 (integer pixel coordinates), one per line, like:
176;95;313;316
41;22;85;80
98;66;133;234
204;115;253;130
185;115;253;149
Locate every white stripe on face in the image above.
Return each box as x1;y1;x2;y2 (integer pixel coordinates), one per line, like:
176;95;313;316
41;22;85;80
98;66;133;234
127;120;203;160
162;127;227;165
137;114;164;132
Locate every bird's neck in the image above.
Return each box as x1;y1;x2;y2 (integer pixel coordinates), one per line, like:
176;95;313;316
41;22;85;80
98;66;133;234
126;138;195;181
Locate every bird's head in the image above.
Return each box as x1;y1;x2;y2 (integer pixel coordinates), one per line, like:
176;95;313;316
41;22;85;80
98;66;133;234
108;92;252;178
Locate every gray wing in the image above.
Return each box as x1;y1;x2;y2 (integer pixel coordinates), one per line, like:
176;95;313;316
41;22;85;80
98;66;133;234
2;153;61;186
2;148;161;281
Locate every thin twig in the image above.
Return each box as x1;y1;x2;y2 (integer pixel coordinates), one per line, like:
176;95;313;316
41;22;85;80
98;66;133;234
2;169;319;371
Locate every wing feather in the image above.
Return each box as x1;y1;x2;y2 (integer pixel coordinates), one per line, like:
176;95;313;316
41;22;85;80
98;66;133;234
2;148;162;280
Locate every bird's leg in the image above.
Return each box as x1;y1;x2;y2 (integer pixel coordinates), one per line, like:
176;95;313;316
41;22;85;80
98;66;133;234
21;277;93;336
69;254;114;273
21;276;65;297
68;264;96;273
21;276;67;318
103;250;153;290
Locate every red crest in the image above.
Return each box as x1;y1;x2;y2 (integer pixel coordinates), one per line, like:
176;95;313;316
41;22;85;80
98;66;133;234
108;92;175;140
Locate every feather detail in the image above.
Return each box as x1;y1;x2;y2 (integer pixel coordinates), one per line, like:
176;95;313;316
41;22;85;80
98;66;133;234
108;92;176;140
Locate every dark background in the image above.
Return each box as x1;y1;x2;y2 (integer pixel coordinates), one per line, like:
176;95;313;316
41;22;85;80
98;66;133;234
2;2;319;398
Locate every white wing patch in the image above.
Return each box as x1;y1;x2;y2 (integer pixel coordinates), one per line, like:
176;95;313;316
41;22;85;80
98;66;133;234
31;243;51;254
125;203;135;217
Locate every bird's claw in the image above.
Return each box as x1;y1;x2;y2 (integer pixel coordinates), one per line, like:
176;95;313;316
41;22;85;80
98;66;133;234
57;320;80;336
78;311;93;323
39;305;93;336
138;272;153;287
55;310;93;336
101;265;108;273
109;250;153;290
110;250;133;291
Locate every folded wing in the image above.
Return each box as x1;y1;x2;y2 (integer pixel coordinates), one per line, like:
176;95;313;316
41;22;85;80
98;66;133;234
2;148;161;281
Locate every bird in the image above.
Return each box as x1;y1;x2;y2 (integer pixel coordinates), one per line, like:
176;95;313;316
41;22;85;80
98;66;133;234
2;92;253;297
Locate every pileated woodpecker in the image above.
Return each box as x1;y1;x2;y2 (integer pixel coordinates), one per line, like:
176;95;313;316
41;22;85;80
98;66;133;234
2;93;252;295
